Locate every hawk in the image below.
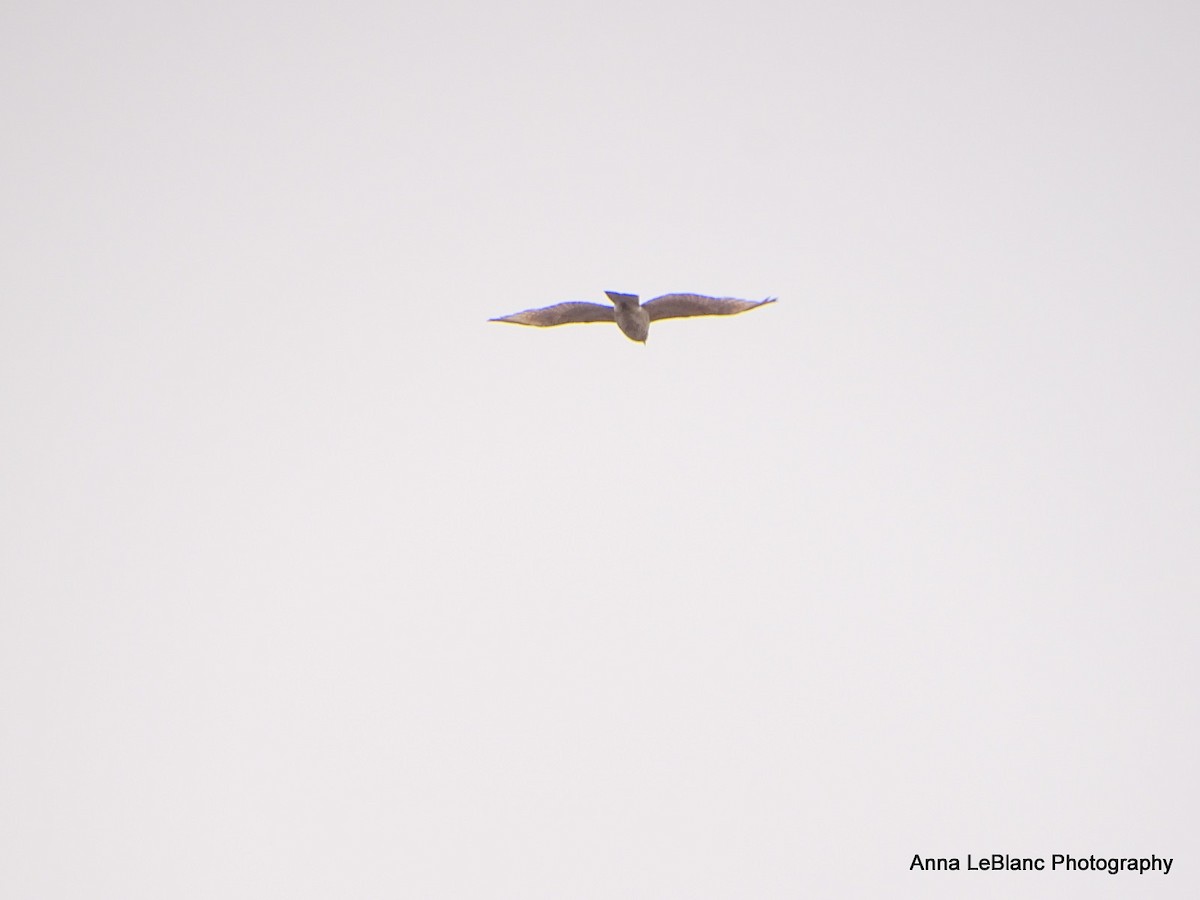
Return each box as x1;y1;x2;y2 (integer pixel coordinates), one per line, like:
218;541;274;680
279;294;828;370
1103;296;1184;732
490;291;776;343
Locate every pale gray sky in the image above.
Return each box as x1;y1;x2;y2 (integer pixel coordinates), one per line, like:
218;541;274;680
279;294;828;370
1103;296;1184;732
2;0;1198;896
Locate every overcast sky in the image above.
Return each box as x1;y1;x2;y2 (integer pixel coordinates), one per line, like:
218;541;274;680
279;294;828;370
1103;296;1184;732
2;0;1198;896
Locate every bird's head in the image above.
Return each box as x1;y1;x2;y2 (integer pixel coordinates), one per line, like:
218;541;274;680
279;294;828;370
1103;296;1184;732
604;291;640;308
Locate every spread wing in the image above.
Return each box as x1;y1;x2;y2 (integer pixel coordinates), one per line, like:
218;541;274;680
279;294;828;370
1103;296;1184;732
490;302;616;328
642;294;777;321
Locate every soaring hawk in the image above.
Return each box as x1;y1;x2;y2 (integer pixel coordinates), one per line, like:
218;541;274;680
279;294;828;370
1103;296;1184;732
491;291;776;343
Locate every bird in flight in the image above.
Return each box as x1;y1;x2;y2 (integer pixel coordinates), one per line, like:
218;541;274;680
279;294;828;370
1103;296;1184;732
490;291;776;343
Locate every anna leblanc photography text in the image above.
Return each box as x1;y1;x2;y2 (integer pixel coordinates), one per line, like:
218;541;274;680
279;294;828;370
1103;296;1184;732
910;854;1173;875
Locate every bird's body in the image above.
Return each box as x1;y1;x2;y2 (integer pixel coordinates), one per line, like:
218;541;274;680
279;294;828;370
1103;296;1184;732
608;292;650;342
490;291;775;343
